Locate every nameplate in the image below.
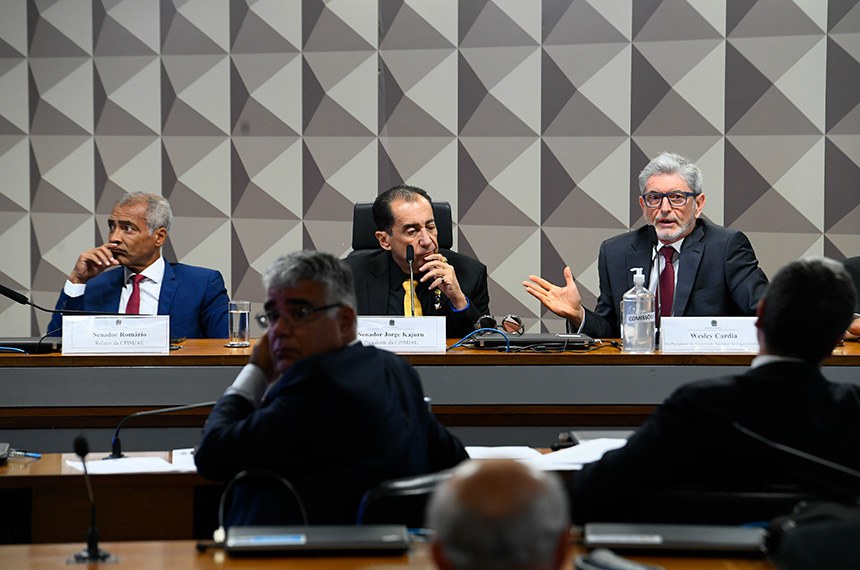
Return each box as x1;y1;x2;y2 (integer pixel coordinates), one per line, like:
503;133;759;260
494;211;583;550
660;316;758;353
62;315;170;354
357;316;446;353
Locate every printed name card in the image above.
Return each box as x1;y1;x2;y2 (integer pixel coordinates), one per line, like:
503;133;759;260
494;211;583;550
660;316;759;353
357;316;446;353
62;315;170;355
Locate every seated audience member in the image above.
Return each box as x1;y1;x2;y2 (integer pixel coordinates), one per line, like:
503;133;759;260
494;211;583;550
194;250;468;526
524;152;768;338
427;459;570;570
48;192;228;339
344;185;489;339
569;257;860;523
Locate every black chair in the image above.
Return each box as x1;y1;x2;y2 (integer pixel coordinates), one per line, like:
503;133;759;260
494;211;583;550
350;201;454;251
356;469;454;527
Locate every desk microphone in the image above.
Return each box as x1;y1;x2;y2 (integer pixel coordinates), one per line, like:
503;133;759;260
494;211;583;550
106;401;216;459
0;282;119;316
647;226;661;337
406;245;416;317
70;435;112;563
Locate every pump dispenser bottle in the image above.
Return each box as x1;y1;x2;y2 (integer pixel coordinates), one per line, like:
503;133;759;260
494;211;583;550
621;267;655;353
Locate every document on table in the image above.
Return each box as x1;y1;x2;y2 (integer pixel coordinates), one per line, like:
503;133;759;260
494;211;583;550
466;446;543;460
66;457;181;474
523;438;627;470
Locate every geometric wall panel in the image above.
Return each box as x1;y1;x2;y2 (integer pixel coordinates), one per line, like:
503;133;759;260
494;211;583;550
2;0;860;337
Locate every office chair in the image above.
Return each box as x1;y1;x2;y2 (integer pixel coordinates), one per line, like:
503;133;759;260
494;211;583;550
349;201;454;251
356;469;454;527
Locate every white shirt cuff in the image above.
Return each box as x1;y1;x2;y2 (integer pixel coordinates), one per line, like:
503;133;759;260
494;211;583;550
63;280;86;297
225;364;268;408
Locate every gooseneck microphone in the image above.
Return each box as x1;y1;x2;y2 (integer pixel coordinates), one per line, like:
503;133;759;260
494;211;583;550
406;244;416;317
106;401;216;459
70;435;112;563
647;225;661;336
0;282;118;316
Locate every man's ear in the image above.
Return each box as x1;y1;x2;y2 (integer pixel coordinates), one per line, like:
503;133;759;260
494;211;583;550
693;193;706;218
375;230;391;251
154;227;168;248
338;305;356;334
754;298;765;329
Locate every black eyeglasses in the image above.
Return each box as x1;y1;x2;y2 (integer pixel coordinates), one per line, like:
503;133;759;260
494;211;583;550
255;303;343;328
642;191;698;208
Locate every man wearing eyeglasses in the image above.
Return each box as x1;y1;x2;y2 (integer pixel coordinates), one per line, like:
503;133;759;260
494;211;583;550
194;250;468;526
524;152;768;338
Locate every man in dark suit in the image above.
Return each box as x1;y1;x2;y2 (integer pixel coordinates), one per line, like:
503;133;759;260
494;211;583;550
569;257;860;523
194;250;468;526
524;152;768;338
47;192;228;339
344;186;489;339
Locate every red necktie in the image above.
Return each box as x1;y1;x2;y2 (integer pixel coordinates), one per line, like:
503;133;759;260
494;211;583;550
126;274;146;314
659;247;675;317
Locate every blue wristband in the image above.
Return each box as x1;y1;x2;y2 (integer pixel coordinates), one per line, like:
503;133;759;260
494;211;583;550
450;297;471;313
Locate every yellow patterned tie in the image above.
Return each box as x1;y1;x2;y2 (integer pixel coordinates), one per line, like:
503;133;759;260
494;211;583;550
402;280;422;316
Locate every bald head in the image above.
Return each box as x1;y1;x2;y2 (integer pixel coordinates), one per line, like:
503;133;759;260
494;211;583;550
427;460;570;570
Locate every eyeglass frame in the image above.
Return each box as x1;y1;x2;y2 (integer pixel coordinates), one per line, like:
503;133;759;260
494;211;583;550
641;190;699;209
255;302;344;328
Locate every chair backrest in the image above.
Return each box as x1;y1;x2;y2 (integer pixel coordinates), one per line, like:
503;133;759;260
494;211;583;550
351;201;454;251
356;469;454;527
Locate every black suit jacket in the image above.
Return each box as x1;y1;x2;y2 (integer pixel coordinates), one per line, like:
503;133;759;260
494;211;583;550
569;361;860;523
343;249;489;339
580;218;768;338
194;343;468;526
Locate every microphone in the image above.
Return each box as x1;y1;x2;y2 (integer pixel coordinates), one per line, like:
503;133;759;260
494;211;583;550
0;281;119;317
406;244;416;317
647;226;661;335
106;401;216;459
70;435;112;563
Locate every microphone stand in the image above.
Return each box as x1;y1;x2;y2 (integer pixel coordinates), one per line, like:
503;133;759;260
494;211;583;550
106;401;216;459
69;436;113;563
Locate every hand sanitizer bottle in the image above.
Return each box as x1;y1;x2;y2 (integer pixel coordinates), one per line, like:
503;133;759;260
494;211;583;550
621;267;655;353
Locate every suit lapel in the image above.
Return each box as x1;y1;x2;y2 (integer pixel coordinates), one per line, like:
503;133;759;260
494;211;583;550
157;262;176;316
626;230;655;292
366;253;390;314
674;221;705;314
99;268;126;311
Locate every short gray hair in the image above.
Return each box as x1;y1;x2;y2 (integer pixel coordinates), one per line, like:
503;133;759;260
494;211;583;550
262;250;357;310
117;192;173;233
427;460;569;570
638;152;703;196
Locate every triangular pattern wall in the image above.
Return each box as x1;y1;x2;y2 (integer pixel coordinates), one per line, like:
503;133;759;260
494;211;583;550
1;0;859;335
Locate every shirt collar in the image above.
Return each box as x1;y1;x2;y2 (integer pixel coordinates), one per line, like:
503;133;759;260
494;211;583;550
751;354;806;369
125;255;165;285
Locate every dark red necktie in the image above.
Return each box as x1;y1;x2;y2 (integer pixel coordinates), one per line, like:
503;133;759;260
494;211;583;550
126;274;146;314
659;247;675;317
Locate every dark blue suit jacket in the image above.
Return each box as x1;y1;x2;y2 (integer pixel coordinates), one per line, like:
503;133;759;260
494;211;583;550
570;361;860;523
48;261;229;339
194;342;468;526
581;218;769;338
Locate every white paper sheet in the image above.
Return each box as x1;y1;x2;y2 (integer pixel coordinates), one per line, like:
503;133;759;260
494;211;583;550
466;446;543;460
65;456;181;474
521;438;628;471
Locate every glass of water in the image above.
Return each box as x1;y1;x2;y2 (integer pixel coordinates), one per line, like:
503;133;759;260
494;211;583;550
227;300;251;347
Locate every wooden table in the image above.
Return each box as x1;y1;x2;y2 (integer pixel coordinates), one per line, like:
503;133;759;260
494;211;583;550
3;340;860;451
0;452;219;544
0;539;776;569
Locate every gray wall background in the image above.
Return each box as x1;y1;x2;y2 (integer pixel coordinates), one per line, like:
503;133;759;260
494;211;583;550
1;0;859;336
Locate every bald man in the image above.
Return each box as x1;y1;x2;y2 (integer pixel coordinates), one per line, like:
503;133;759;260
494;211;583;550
427;460;570;570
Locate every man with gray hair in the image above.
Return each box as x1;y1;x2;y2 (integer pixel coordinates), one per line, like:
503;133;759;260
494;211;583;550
48;192;228;338
524;152;768;338
195;250;467;526
428;459;570;570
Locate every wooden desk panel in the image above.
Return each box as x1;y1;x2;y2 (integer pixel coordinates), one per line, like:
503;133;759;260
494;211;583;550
4;340;860;451
0;539;776;570
0;453;219;544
